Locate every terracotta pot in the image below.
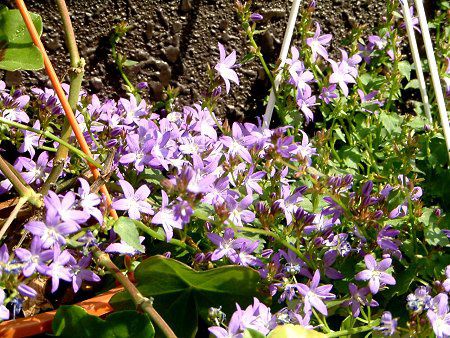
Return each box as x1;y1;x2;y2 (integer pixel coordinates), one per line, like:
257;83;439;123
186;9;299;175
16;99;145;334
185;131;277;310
0;287;123;337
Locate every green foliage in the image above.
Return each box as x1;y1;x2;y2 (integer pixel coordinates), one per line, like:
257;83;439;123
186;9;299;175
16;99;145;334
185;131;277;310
110;255;260;338
52;305;155;338
113;217;145;252
0;7;44;71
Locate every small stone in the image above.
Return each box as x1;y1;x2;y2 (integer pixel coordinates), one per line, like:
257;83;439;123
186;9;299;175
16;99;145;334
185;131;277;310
165;46;180;63
90;77;103;91
145;22;154;40
180;0;192;12
172;22;182;33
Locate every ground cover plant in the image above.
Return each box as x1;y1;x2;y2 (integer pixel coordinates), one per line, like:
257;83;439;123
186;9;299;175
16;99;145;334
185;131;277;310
0;0;449;337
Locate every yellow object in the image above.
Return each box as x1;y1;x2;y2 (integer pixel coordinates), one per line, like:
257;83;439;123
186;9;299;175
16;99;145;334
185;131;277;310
267;324;327;338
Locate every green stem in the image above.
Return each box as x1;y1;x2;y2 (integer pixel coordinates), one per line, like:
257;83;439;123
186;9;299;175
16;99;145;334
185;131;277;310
246;29;276;89
326;320;379;338
239;226;314;269
41;0;85;195
0;155;41;207
0;117;101;168
92;247;177;338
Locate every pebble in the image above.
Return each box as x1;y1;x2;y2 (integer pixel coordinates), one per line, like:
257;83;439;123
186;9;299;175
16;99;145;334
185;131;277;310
180;0;192;12
90;77;103;91
165;46;180;63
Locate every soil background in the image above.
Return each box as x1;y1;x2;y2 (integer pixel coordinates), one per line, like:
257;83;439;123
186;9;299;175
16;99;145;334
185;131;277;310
1;0;436;121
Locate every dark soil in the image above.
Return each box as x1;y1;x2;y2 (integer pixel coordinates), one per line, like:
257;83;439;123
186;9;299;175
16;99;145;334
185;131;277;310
1;0;435;121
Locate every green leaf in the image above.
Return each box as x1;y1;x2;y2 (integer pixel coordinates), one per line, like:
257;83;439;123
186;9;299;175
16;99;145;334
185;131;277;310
420;208;450;247
2;9;42;44
123;59;138;67
340;147;362;170
405;79;420;90
52;305;155;338
379;112;400;134
0;44;43;71
244;328;266;338
398;61;412;81
113;217;145;253
110;256;260;338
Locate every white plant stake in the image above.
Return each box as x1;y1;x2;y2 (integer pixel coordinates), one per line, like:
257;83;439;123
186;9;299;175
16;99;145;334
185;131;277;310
262;0;302;128
414;0;450;162
401;0;432;123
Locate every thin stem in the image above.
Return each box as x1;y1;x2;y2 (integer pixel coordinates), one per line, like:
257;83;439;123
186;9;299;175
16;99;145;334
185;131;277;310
326;320;379;337
239;226;314;269
0;196;28;241
0;117;101;168
92;247;177;338
400;0;432;122
0;156;42;207
414;0;450;162
263;0;302;128
41;0;85;194
14;0;117;219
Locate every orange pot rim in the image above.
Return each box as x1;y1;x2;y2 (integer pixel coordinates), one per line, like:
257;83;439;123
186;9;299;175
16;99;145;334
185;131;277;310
0;287;123;338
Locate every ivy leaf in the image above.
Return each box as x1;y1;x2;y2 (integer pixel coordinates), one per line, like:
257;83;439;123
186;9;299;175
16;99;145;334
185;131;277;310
110;256;260;338
113;217;145;253
420;208;450;247
398;61;412;81
52;305;155;338
2;9;42;44
0;44;43;71
0;8;44;70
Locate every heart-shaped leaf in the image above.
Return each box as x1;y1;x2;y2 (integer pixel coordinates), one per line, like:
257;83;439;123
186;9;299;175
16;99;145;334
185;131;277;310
113;217;145;252
110;255;260;338
52;305;155;338
0;7;44;70
0;44;43;71
2;9;42;44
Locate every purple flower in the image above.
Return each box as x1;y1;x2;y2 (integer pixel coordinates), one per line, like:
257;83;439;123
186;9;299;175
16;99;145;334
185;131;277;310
377;226;401;258
329;59;356;97
215;43;239;94
306;22;332;61
323;250;344;279
19;120;43;159
343;283;378;317
250;13;263;21
24;207;80;249
44;245;74;293
18;284;37;298
119;94;147;125
208;228;239;261
407;286;432;312
296;270;336;315
225;195;255;227
44;191;90;227
112;180;154;220
427;293;450;338
375;311;398;336
18;152;51;187
231;298;277;335
77;178;103;225
319;84;338;104
68;256;101;293
355;254;396;294
443;265;450;292
296;86;316;123
0;289;9;320
230;240;263;268
400;6;421;33
14;236;53;277
152;190;183;241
